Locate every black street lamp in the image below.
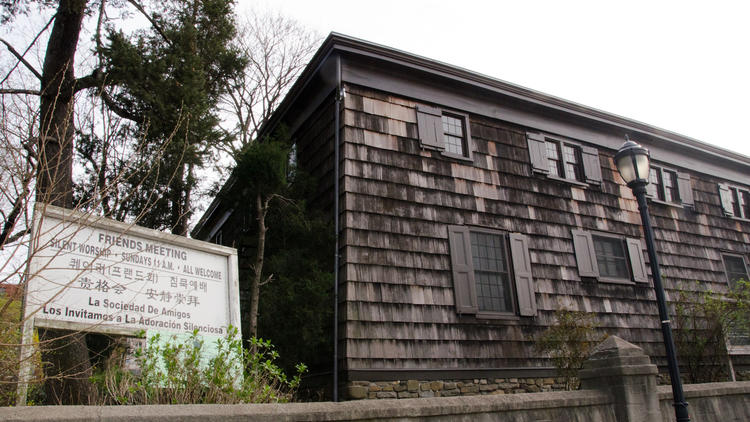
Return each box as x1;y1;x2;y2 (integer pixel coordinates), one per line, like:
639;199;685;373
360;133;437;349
615;137;690;422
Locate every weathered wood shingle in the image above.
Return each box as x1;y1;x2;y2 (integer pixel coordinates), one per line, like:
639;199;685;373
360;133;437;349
336;83;750;375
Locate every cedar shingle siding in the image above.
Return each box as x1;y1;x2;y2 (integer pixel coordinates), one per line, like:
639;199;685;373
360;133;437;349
193;35;750;390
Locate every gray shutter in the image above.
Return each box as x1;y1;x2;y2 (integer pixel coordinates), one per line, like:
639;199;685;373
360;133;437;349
526;132;548;174
416;105;444;150
645;170;657;198
572;229;599;278
581;146;602;185
447;226;478;314
509;233;536;316
676;172;694;207
718;183;734;216
626;238;648;283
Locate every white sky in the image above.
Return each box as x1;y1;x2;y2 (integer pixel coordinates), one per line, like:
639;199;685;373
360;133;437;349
245;0;750;157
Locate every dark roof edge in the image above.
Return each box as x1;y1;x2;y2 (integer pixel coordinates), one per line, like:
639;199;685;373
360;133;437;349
327;32;750;166
191;35;343;238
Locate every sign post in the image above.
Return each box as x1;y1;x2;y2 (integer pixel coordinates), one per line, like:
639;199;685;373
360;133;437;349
17;204;240;405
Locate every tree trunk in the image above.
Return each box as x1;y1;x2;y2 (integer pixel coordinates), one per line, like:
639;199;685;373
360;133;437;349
36;0;96;405
38;0;85;206
169;165;188;235
249;192;268;339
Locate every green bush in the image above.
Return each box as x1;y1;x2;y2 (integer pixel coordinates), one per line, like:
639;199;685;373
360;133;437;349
673;280;750;383
93;327;306;404
0;294;43;406
535;309;607;390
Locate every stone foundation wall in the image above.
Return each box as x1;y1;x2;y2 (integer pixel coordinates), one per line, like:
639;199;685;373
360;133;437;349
346;377;569;400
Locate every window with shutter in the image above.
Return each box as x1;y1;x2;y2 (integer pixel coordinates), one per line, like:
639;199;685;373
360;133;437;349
525;133;600;185
447;226;536;317
416;105;472;159
572;229;648;284
719;184;750;219
647;166;693;207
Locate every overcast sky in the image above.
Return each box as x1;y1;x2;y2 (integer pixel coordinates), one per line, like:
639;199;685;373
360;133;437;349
245;0;750;157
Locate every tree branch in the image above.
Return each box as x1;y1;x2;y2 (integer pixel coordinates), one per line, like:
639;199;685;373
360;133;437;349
99;89;139;122
0;14;54;85
126;0;173;47
0;38;43;81
0;88;41;95
74;68;111;93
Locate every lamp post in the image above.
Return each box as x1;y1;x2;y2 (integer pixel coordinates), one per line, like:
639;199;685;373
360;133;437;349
615;137;690;422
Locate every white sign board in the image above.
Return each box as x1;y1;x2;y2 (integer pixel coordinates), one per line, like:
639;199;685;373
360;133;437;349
24;205;240;337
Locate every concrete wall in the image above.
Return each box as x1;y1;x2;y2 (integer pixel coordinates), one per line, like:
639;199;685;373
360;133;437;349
659;382;750;422
3;383;750;422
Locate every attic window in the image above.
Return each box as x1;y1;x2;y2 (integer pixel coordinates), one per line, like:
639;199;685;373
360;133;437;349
719;184;750;219
416;105;472;160
442;114;467;157
545;139;583;182
645;166;694;208
526;132;601;186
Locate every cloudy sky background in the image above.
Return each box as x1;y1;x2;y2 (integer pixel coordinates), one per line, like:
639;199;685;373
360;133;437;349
247;0;750;157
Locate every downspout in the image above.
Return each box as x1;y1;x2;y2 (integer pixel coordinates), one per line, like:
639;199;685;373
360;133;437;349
333;54;343;402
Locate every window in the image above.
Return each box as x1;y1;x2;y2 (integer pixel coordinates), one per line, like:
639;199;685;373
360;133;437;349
648;168;677;202
544;140;583;182
719;184;750;219
526;132;602;185
723;254;749;289
646;166;694;206
471;231;513;312
448;226;536;317
592;235;629;279
722;254;750;348
572;230;648;284
442;113;467;157
416;105;472;159
207;209;233;245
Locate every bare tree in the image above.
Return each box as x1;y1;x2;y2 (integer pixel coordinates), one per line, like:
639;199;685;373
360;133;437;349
0;2;319;405
216;10;318;161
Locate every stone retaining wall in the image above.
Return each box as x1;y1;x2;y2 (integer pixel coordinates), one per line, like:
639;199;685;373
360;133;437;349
347;377;569;400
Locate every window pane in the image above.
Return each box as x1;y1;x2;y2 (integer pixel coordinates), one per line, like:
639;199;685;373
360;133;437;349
562;144;583;181
742;190;750;219
593;235;629;279
470;232;512;313
732;189;742;216
546;141;562;177
724;255;749;289
442;115;463;137
442;115;465;156
663;170;678;203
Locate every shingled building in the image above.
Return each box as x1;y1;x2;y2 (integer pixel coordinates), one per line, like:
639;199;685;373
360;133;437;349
192;34;750;399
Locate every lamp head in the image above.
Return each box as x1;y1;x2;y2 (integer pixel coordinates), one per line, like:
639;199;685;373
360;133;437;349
615;138;650;187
